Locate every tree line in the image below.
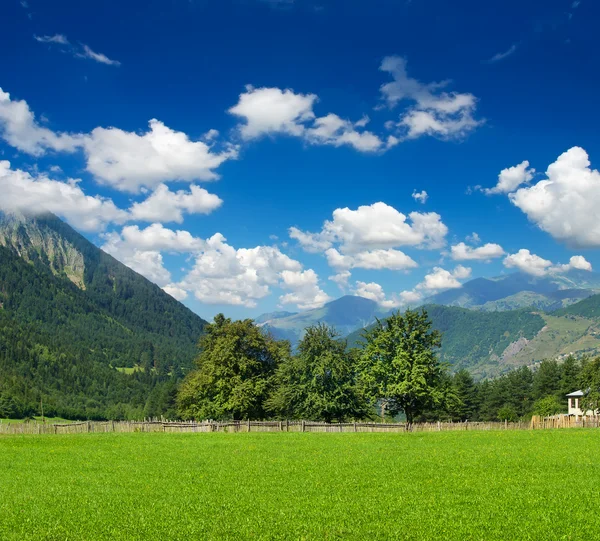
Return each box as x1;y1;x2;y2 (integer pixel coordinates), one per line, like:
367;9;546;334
177;309;600;423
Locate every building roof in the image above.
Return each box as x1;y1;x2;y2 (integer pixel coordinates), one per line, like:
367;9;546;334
566;390;584;397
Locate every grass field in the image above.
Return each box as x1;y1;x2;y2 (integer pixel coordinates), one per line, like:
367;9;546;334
1;431;599;540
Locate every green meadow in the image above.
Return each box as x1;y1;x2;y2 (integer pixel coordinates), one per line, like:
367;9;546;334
1;431;599;540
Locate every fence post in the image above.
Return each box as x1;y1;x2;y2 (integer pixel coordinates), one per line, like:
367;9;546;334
354;422;357;433
505;419;508;430
302;420;305;433
247;419;251;432
286;419;289;432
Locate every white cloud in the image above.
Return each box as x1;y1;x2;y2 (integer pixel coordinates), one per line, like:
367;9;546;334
509;147;600;248
289;226;333;253
354;281;401;309
379;56;482;140
178;234;304;308
325;247;417;271
129;183;223;223
292;202;448;256
399;290;423;304
450;242;505;261
0;160;127;232
34;34;69;45
162;284;188;301
0;88;80;156
305;113;386;152
101;224;205;286
412;189;428;204
417;265;471;291
230;87;387;153
229;85;317;140
484;160;535;195
329;271;351;291
76;44;121;66
565;255;592;272
279;269;331;310
486;44;518;64
503;249;552;277
465;232;481;245
83;119;238;192
105;223;205;253
0;89;235;192
504;249;593;276
34;34;120;66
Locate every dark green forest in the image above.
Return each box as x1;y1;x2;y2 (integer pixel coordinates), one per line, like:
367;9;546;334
0;214;206;420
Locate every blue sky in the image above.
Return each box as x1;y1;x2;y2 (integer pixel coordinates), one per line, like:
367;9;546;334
1;0;599;320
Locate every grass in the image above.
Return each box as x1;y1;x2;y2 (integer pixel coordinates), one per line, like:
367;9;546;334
1;430;599;540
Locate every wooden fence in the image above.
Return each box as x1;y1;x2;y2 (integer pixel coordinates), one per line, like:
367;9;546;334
1;416;597;435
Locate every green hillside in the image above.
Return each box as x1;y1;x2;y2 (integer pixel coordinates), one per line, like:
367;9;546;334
0;213;207;420
347;305;546;378
555;293;600;319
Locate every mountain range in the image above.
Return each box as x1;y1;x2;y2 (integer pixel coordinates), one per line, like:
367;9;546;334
258;270;600;378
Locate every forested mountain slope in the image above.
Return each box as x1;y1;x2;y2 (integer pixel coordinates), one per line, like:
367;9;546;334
347;305;547;378
0;213;207;420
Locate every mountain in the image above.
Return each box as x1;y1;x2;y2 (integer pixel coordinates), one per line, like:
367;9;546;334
346;305;547;378
0;212;207;420
257;295;387;346
254;311;297;324
421;271;600;311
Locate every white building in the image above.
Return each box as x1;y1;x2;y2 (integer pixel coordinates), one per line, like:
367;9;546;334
566;390;597;417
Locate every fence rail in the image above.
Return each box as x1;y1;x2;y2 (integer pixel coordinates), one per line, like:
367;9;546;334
0;416;598;435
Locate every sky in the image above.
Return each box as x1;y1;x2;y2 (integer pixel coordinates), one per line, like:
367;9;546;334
1;0;599;321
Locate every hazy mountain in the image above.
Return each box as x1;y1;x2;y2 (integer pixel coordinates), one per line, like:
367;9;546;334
257;295;387;345
421;271;600;311
254;311;297;324
0;212;207;419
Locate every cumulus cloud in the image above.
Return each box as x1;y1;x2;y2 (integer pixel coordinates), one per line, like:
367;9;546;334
416;265;472;291
291;202;448;256
329;271;351;291
325;247;417;271
0;160;127;232
412;189;428;203
509;147;600;248
104;223;205;253
450;242;505;261
503;249;592;276
279;269;331;310
484;160;535;195
129;183;223;223
0;88;80;156
177;234;306;308
0;88;236;192
229;85;317;140
101;224;205;286
162;284;188;301
379;56;482;140
354;281;401;309
83;120;238;192
305;113;387;152
229;86;388;153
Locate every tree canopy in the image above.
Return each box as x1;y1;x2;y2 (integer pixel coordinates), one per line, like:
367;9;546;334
267;323;368;422
357;309;445;424
177;315;288;420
